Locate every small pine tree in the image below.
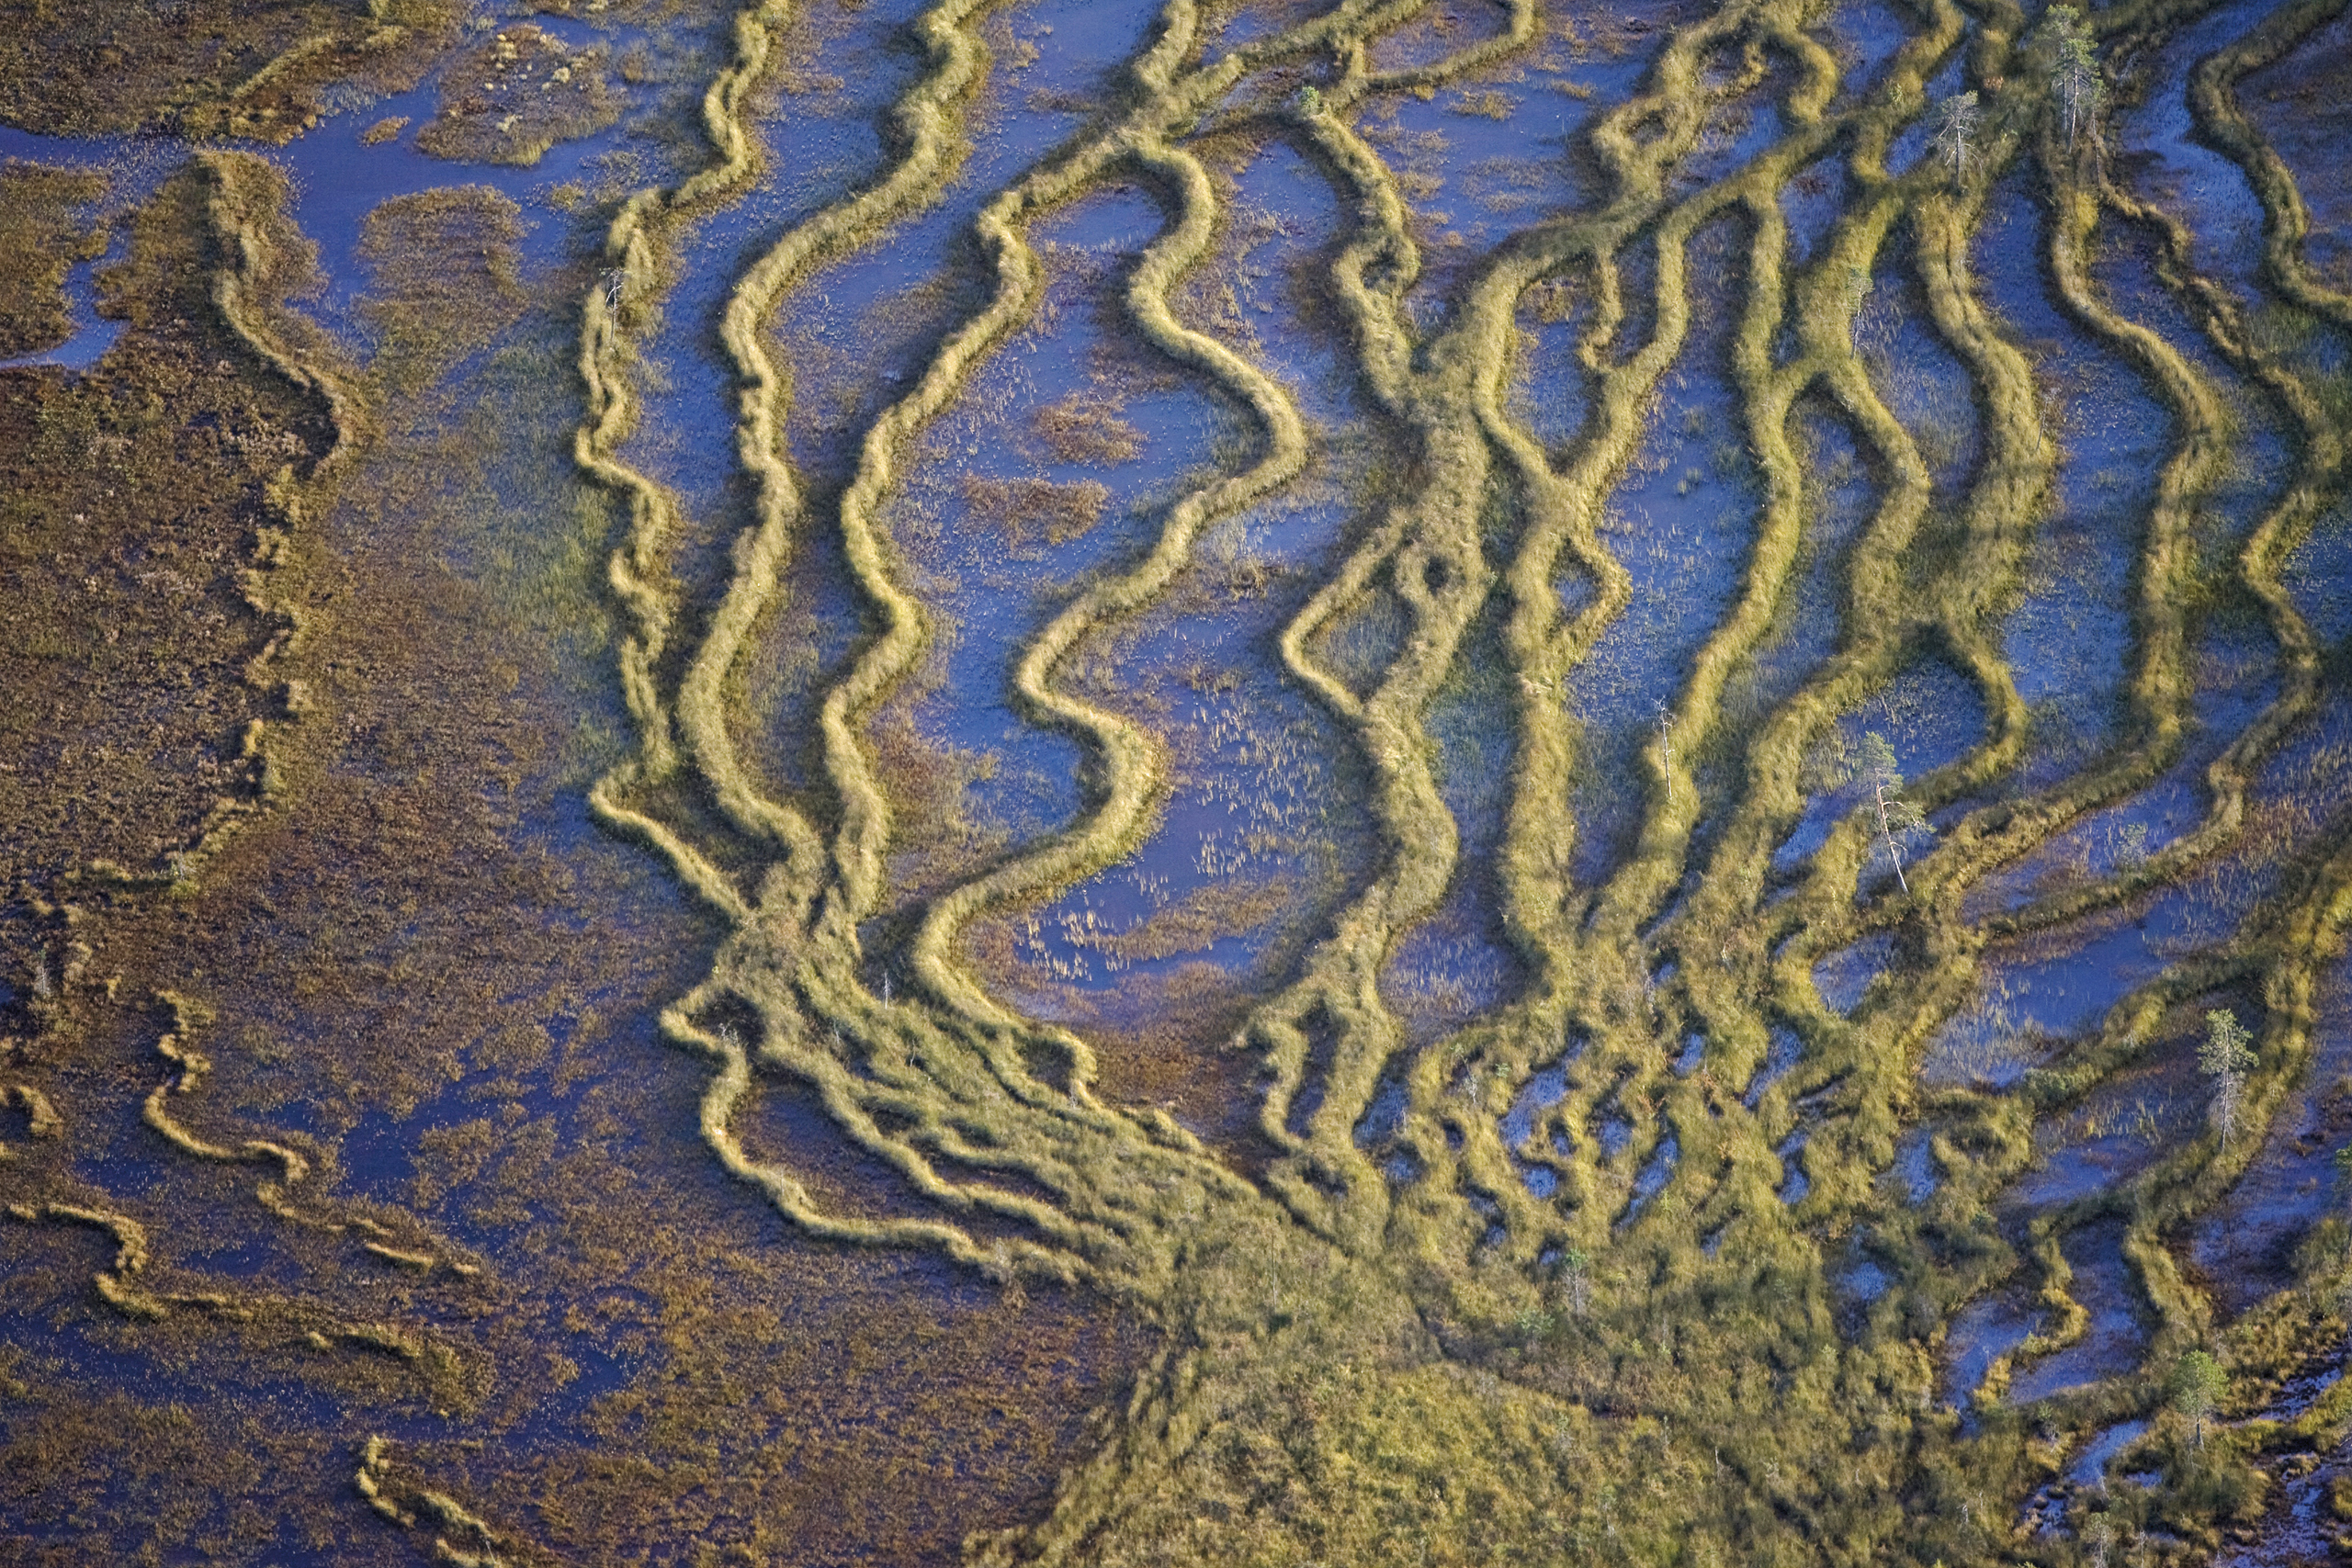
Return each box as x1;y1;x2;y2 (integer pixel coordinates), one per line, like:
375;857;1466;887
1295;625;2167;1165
1857;730;1929;892
1931;91;1980;185
2081;1513;2115;1568
2199;1008;2256;1146
2171;1349;2225;1446
1561;1247;1593;1317
2048;6;2103;151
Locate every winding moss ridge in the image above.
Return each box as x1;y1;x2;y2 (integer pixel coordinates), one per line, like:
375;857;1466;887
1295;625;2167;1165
0;146;502;1422
576;0;2352;1557
356;1434;526;1568
3;1176;469;1403
76;151;358;897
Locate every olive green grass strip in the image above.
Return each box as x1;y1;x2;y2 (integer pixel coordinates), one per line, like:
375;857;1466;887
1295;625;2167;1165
1578;13;1912;955
1688;57;2244;1167
711;3;1447;1261
813;0;1407;931
5;1200;164;1317
681;0;1002;884
1233;0;1817;1258
1770;130;2352;1414
575;0;792;917
1986;164;2341;937
1433;0;2263;1296
664;992;1108;1285
1705;106;2048;1195
557;0;2352;1552
10;1187;474;1381
1962;0;2352;940
229;34;343;106
9;1187;471;1390
1858;0;2243;933
1213;25;1554;1245
137;992;481;1275
1522;11;1984;1268
355;1436;418;1529
1363;0;1538;96
2008;797;2352;1390
2191;0;2352;333
1718;2;2224;1110
1622;9;2035;1192
1321;0;1973;1271
1269;70;1425;726
1965;120;2224;882
198;151;366;478
686;3;1514;1241
659;0;1544;1292
75;152;364;897
1384;0;1812;1260
141;991;311;1189
356;1436;524;1568
910;133;1310;1030
2;1083;62;1149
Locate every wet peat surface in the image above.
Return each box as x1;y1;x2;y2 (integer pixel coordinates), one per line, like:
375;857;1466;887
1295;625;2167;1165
3;0;2352;1564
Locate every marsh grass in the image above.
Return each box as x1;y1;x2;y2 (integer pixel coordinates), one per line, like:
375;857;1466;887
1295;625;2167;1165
416;24;628;167
18;0;2352;1557
0;0;467;142
0;162;109;360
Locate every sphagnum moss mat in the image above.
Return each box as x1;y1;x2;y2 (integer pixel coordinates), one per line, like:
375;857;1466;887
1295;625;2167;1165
6;0;2352;1561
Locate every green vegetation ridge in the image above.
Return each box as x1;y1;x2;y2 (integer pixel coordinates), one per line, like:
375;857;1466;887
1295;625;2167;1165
571;0;2352;1560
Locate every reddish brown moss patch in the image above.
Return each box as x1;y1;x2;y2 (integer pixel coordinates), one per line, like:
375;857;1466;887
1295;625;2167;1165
0;159;331;916
960;473;1113;553
0;0;464;142
416;26;626;168
356;187;528;397
0;162;107;359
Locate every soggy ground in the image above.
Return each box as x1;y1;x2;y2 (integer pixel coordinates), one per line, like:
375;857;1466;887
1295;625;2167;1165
4;0;2352;1563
